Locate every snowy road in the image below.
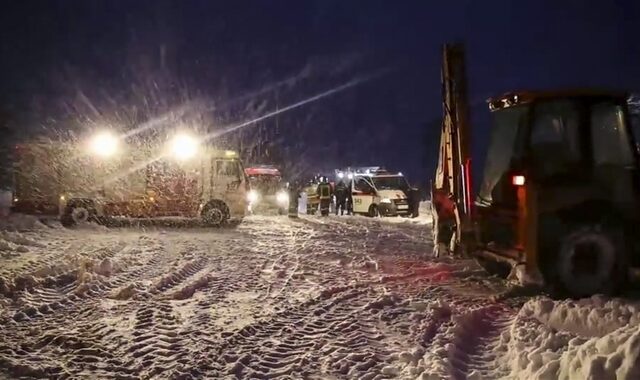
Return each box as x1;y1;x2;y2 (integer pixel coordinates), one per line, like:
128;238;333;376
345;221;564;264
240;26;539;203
0;214;638;379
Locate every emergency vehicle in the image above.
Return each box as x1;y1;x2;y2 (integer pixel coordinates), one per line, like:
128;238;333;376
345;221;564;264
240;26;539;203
338;167;413;217
12;132;248;227
244;165;289;215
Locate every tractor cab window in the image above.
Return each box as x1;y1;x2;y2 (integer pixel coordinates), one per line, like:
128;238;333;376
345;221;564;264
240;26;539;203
590;102;634;166
530;100;582;178
478;105;528;204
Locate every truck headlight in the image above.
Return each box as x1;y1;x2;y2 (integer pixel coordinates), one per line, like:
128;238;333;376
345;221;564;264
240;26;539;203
380;198;392;204
170;133;199;160
276;191;289;205
247;190;259;203
89;131;119;157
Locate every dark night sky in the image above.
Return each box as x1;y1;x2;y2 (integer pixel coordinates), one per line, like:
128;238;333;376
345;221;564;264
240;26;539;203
1;0;639;186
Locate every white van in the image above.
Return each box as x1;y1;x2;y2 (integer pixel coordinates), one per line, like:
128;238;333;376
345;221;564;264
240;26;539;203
346;169;412;217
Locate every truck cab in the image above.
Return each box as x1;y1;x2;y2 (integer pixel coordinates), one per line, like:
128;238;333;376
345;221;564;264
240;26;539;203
245;165;289;215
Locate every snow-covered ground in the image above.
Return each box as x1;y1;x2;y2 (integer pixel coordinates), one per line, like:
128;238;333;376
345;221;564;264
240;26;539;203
0;213;638;379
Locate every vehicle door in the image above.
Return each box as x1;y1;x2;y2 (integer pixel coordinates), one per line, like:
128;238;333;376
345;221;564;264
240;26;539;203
352;177;376;213
212;158;247;213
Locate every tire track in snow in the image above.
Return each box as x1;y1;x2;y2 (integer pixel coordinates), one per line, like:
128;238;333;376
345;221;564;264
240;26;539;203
0;215;514;380
0;234;180;378
199;285;389;379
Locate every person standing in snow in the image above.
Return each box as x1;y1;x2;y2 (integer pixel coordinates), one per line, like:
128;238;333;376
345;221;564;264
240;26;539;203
334;181;348;215
287;181;300;218
346;186;354;215
317;177;332;216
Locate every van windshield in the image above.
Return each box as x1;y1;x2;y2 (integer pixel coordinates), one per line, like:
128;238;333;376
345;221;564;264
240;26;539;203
372;176;409;190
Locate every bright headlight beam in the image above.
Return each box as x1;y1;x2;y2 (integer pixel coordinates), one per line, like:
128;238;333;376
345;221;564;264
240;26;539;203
90;131;119;157
101;68;391;186
170;134;199;160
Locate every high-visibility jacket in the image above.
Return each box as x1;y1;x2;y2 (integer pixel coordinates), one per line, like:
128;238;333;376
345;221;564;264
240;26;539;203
317;183;331;200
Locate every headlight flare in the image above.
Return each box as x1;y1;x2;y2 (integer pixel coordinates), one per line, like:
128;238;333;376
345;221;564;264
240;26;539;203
89;131;119;157
247;190;259;203
276;191;289;205
170;133;199;160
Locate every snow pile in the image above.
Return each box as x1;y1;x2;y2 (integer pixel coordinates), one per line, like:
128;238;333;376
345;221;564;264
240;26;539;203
377;201;432;226
495;296;640;379
0;214;49;232
0;230;46;255
1;231;45;248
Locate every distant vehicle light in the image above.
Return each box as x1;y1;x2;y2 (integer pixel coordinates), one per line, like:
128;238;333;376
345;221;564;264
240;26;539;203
170;133;199;160
13;197;18;203
59;195;65;201
276;191;289;205
247;189;259;203
512;175;526;187
398;172;403;176
149;196;155;202
337;172;344;179
89;131;119;157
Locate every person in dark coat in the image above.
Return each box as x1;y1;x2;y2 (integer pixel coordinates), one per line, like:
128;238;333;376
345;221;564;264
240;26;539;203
334;181;348;215
288;181;300;218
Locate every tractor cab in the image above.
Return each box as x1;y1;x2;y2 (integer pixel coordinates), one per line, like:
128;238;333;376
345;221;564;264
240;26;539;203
474;90;640;296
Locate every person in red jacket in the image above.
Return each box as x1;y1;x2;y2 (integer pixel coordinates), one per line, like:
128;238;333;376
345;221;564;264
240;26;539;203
431;188;457;257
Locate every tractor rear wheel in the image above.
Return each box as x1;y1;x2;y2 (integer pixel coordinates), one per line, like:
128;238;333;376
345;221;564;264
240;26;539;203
548;224;627;298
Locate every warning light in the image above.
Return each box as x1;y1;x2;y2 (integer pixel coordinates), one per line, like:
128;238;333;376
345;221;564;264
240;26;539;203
512;175;526;187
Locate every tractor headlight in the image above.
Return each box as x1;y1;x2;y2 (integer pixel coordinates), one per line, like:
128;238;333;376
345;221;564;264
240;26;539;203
276;191;289;205
380;198;392;204
170;133;199;160
247;189;259;203
89;131;119;158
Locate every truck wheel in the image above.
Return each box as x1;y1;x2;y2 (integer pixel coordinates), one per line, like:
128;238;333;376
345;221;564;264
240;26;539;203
202;201;229;226
61;204;94;227
368;205;379;218
551;225;627;298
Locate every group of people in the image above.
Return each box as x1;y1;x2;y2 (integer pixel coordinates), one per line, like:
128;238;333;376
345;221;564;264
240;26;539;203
315;178;352;216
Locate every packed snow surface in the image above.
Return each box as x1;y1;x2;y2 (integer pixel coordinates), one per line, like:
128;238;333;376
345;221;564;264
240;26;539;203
0;213;638;379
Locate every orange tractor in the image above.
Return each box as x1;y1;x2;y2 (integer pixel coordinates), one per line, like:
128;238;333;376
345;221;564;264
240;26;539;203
432;43;640;297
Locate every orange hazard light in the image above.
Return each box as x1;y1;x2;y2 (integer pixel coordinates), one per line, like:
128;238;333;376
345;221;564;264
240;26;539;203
512;175;526;187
